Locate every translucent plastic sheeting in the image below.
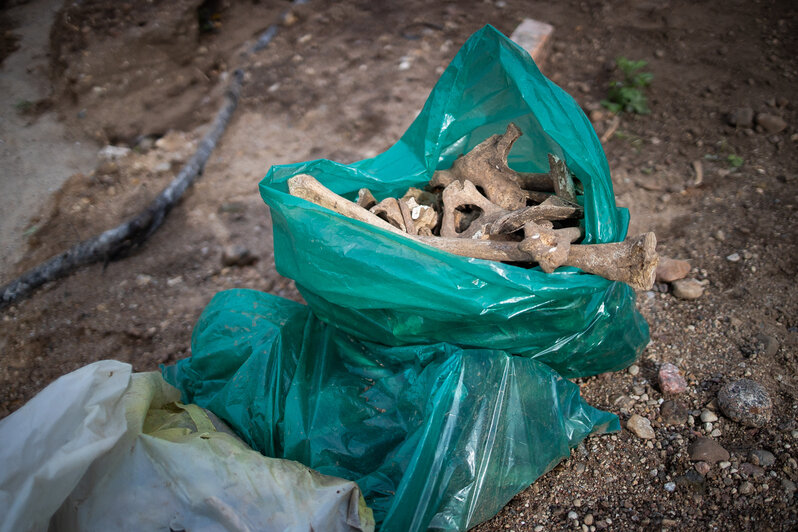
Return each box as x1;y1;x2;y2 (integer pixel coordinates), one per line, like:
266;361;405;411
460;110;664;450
0;361;374;532
164;289;619;531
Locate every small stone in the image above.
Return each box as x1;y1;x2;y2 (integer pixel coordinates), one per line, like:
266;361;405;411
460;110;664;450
672;279;703;299
659;363;688;394
710;428;722;438
726;252;741;262
700;410;719;423
660;400;688;425
661;519;678;527
739;463;765;478
719;461;731;469
718;379;773;427
664;482;676;492
135;274;153;286
727;107;754;128
694;461;711;476
753;332;780;357
688;438;730;464
627;414;656;439
656;257;691;283
756;113;787;134
166;276;183;287
739;481;755;495
584;514;594;526
749;449;776;467
628;364;640;376
222;245;258;267
568;511;578;520
782;479;797;496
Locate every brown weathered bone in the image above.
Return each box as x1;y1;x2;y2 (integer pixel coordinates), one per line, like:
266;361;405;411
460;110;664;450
518;221;573;273
440;180;505;238
564;232;658;291
357;188;377;209
370;197;405;231
403;197;438;236
430;123;528;211
288;174;656;289
488;196;583;235
402;187;439;208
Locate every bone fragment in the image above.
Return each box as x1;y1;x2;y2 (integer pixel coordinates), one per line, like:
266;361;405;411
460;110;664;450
398;198;416;235
370;197;406;231
549;154;577;203
430;123;528;211
288;174;656;289
517;172;555;192
402;187;439;207
488;196;583;235
357;188;377;209
440;180;505;238
406;197;439;236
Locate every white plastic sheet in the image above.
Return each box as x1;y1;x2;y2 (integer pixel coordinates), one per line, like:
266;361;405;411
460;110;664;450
0;361;374;532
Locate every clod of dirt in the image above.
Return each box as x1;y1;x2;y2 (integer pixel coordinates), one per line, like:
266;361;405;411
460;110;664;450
717;378;773;427
755;113;787;134
221;245;258;267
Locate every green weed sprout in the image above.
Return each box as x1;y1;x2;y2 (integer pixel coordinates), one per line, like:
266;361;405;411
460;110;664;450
601;57;653;114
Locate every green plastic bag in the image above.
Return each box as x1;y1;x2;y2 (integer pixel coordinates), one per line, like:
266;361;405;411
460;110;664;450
164;289;618;531
260;25;647;378
164;25;650;530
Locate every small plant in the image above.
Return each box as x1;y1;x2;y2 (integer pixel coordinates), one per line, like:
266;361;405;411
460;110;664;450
601;57;653;114
727;154;744;168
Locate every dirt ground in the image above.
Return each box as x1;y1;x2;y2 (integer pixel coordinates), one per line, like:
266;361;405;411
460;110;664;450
1;0;797;530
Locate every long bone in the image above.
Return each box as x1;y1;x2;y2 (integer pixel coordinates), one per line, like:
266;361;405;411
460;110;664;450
287;174;656;289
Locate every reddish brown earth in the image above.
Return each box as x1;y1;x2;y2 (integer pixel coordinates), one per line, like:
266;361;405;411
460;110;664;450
1;0;796;530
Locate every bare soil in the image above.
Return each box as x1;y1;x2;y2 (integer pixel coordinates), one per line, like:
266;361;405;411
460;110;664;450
1;0;796;530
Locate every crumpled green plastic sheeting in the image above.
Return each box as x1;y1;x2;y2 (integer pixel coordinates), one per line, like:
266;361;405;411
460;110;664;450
259;25;648;378
164;289;619;531
165;24;650;531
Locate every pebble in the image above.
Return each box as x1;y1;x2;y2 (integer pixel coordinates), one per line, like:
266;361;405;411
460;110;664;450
660;400;688;425
627;414;656;439
726;252;741;262
717;379;773;427
739;481;755;495
739;463;765;478
222;245;258;267
756;113;787;134
753;332;779;357
568;511;578;520
658;363;688;394
628;364;640;376
749;449;776;467
664;482;676;492
584;514;594;526
655;257;691;283
688;438;730;464
727;107;754;128
719;461;731;469
700;410;719;423
783;479;797;496
672;278;703;299
694;461;711;476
